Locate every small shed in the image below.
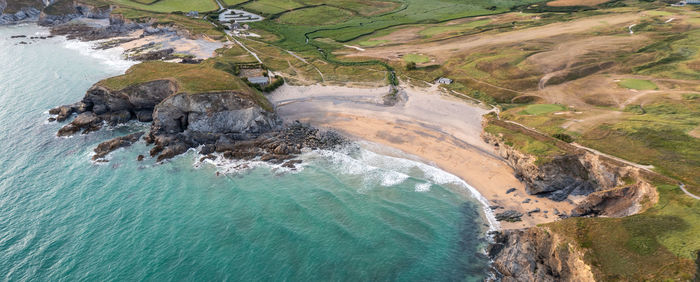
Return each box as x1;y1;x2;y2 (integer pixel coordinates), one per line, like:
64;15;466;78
186;11;199;18
437;77;453;85
248;76;269;86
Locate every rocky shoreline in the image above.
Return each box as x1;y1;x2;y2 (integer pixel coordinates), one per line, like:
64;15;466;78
7;2;667;281
50;79;345;167
482;123;659;281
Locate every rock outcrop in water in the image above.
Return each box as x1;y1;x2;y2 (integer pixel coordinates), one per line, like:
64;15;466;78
145;92;282;161
52;79;178;136
52;78;343;164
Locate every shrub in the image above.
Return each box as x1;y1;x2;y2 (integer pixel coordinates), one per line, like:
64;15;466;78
552;133;574;143
406;62;416;70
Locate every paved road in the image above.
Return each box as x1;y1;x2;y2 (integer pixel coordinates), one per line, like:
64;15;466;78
214;0;225;11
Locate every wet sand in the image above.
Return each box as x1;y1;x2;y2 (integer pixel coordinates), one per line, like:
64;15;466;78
270;84;575;229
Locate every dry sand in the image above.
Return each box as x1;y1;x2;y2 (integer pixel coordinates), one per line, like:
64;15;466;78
270;84;576;229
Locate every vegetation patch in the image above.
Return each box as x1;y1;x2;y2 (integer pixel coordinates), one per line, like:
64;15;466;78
402;54;431;63
108;0;219;13
547;183;699;281
99;61;252;94
617;78;658;90
518;104;566;115
484;123;566;164
579;99;700;190
278;6;353;26
645;10;673;17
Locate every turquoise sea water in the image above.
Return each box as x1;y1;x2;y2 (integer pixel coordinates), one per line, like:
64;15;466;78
0;24;492;281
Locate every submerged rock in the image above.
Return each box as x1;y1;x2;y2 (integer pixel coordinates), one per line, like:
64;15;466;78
57;112;102;136
93;132;144;160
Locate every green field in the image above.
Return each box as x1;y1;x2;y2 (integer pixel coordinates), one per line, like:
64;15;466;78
646;10;673;16
108;0;219;12
222;0;248;6
485;122;566;164
251;0;539;52
402;54;430;63
243;0;305;14
278;6;354;26
548;182;699;280
618;79;658;90
519;104;566;115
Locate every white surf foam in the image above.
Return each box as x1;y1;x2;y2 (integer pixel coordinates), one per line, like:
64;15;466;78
414;182;431;192
307;145;501;231
60;37;135;72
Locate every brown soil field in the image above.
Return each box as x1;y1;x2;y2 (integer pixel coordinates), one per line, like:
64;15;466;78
345;13;641;62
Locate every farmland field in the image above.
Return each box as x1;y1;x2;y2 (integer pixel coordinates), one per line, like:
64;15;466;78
108;0;219;12
250;0;541;51
618;79;658;90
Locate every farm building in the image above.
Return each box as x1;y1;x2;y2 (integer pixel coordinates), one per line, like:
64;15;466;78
248;76;269;86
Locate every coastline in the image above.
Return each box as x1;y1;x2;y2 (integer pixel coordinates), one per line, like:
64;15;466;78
270;84;577;229
18;17;573;229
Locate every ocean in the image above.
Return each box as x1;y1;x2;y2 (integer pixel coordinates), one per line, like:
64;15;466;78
0;24;492;281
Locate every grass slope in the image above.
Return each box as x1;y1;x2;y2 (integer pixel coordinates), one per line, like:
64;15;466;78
548;182;699;280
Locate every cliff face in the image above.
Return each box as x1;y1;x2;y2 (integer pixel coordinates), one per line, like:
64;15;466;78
45;1;111;22
0;6;41;24
571;181;657;217
482;128;659;281
0;0;109;25
482;132;643;201
488;227;595;282
52;79;178;136
152;92;280;138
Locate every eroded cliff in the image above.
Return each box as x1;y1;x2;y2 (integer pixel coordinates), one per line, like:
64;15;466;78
488;227;595;282
482;120;660;281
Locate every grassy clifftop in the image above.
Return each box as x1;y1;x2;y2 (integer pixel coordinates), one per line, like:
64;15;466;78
99;61;273;112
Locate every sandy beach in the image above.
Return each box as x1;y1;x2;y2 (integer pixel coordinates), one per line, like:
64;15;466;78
270;84;575;229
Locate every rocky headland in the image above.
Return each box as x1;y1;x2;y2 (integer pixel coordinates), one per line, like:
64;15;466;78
482;120;659;281
50;77;344;167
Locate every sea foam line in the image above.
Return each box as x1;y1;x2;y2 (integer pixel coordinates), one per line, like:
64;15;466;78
193;143;501;231
59;35;136;72
305;144;501;231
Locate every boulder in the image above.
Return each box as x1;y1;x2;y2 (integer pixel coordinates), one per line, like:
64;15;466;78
135;110;153;122
92;132;144;160
495;210;523;222
57;112;102;136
